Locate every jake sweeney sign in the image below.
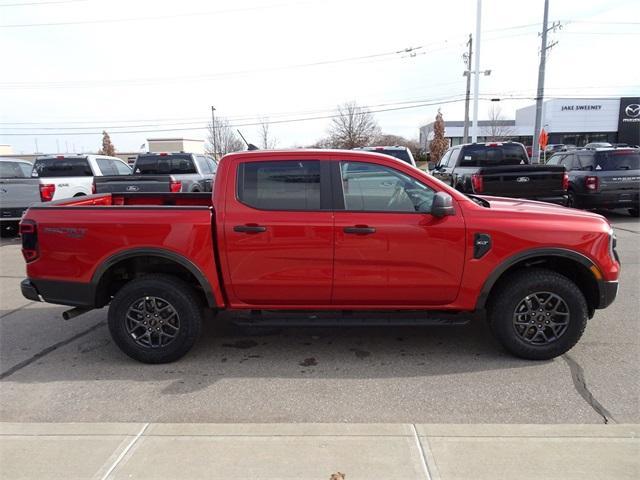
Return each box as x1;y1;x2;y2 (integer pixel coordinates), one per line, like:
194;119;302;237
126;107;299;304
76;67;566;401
561;104;602;111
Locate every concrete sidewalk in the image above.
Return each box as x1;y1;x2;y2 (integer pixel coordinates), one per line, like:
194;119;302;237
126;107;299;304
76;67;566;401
0;423;637;479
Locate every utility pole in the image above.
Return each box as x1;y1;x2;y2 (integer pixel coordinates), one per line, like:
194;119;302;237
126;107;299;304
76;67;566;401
532;0;561;163
34;138;39;154
471;0;484;142
211;106;216;160
462;34;473;144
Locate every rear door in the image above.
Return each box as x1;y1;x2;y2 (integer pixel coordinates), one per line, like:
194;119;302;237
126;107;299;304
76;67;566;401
332;159;465;306
222;158;334;306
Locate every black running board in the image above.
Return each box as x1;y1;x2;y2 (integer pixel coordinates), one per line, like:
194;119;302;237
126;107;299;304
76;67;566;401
230;310;472;327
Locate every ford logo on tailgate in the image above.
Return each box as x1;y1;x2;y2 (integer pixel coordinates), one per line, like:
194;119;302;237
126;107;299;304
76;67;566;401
516;176;530;183
126;185;140;192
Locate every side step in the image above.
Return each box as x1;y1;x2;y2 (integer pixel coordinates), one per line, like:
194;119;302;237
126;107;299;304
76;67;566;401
230;310;472;327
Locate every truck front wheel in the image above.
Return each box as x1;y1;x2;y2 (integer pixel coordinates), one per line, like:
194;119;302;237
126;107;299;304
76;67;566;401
108;274;202;363
488;269;588;360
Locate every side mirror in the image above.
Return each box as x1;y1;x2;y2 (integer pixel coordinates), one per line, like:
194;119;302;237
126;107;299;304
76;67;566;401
431;192;455;217
428;163;436;171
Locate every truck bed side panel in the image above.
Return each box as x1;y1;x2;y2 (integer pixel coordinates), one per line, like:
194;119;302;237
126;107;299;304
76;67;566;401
24;206;224;306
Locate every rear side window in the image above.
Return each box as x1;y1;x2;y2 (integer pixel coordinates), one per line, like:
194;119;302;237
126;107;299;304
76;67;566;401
459;144;527;167
96;158;117;175
134;154;197;174
591;151;640;171
237;161;321;210
0;161;30;178
195;155;214;174
546;154;565;166
113;160;132;175
32;157;92;177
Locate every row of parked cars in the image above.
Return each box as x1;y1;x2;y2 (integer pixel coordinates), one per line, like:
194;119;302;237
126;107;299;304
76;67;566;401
0;152;217;235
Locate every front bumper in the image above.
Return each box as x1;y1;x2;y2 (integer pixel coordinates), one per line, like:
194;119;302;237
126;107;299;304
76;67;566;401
597;280;619;309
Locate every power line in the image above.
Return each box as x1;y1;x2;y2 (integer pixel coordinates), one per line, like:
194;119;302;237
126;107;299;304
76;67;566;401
0;0;86;7
0;1;314;28
0;96;473;136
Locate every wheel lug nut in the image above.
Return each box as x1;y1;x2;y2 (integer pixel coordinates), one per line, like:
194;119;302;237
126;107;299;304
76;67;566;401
545;321;549;324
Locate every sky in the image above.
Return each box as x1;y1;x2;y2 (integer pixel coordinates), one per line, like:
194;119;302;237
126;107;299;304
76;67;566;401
1;0;639;154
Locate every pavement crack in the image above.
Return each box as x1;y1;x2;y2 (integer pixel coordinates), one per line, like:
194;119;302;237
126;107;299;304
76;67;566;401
613;226;639;235
562;354;615;424
0;321;106;380
0;302;35;320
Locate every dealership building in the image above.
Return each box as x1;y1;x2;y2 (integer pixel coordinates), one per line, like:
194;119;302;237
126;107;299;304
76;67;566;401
419;96;640;149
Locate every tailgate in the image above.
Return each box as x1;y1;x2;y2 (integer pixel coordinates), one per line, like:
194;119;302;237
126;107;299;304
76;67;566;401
597;170;640;196
94;175;172;193
478;165;566;197
0;179;41;215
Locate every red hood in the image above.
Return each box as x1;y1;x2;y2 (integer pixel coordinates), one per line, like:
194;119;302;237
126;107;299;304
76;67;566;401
479;195;607;221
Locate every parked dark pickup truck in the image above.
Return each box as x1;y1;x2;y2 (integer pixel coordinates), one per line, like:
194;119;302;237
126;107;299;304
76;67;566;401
0;158;40;236
94;152;217;193
432;142;568;205
20;149;618;364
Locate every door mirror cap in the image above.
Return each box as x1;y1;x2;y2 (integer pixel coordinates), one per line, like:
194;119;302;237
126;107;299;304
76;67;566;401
432;192;455;217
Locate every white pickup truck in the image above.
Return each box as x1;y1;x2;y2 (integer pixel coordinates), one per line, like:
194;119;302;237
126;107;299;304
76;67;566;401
32;154;131;201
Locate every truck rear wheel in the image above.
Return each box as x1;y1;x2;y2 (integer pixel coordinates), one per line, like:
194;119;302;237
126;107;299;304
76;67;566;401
487;268;587;360
108;274;202;363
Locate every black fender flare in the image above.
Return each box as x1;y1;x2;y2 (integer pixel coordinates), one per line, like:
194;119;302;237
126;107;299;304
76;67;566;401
91;247;217;307
475;247;602;310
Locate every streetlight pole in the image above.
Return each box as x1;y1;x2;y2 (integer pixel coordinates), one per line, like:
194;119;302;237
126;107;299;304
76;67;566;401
463;33;473;144
471;0;482;143
532;0;550;164
211;106;216;159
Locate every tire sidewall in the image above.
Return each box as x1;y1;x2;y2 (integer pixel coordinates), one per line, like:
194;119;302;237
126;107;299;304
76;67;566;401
108;276;201;363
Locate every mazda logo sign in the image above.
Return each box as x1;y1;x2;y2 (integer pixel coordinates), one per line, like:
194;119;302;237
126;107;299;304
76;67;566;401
625;104;640;118
126;185;139;192
516;177;530;183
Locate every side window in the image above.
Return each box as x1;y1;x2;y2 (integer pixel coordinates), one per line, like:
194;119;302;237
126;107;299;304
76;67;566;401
547;154;565;166
448;147;461;166
439;150;452;167
578;154;595;170
113;160;132;175
207;156;218;174
340;161;435;213
561;154;575;170
195;155;213;174
96;158;116;175
237;160;321;210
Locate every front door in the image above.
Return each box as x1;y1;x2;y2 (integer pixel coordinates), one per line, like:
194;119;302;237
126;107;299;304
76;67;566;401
332;160;466;306
223;159;334;306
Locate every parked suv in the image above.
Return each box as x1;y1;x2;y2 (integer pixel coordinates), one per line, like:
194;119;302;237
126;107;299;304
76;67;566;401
95;152;217;193
32;154;131;201
548;148;640;216
353;146;417;167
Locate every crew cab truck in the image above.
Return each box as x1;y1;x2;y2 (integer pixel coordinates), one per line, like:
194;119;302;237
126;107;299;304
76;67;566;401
32;154;131;202
19;149;619;363
94;152;217;194
433;142;569;205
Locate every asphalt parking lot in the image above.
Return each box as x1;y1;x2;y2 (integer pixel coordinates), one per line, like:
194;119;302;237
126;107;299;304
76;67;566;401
0;212;638;424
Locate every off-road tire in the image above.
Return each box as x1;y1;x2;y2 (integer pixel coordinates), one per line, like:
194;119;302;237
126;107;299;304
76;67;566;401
488;268;588;360
108;274;202;363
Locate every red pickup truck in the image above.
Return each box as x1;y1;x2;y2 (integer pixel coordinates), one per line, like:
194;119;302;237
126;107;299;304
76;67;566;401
19;149;620;363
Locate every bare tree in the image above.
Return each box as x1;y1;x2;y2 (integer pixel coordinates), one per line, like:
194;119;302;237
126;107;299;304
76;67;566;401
98;131;116;156
482;105;515;141
327;101;380;149
429;110;449;164
257;117;277;149
206;117;244;158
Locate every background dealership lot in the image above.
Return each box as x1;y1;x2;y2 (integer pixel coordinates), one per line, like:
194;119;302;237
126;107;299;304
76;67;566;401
0;212;637;424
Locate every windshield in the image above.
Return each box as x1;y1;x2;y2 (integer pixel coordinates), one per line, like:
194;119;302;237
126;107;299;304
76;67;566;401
134;154;197;174
0;161;31;178
589;151;640;171
459;144;528;167
32;157;92;177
